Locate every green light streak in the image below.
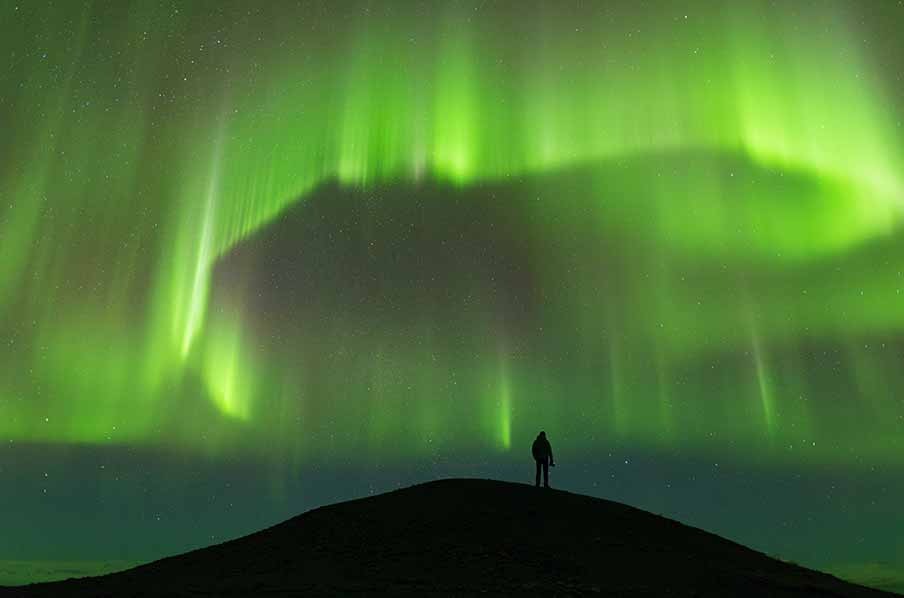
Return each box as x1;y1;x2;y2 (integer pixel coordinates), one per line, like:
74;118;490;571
200;304;253;421
498;358;512;451
749;321;776;436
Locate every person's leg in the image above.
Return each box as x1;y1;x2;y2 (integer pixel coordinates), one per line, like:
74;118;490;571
535;460;541;487
543;461;549;488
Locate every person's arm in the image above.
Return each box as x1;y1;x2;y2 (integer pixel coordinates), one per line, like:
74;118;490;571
548;443;555;465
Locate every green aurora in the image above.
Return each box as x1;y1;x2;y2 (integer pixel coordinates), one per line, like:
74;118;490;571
2;0;904;466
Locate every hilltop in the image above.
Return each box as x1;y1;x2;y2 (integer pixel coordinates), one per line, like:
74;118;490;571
3;479;896;597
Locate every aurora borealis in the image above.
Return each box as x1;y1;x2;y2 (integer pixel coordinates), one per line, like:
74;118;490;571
2;0;903;589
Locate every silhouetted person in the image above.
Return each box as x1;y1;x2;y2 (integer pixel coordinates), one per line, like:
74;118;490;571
532;431;555;488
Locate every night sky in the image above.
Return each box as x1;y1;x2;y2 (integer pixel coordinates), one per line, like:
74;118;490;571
1;0;903;590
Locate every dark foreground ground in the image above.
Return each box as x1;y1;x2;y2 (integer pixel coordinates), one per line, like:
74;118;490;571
2;479;897;597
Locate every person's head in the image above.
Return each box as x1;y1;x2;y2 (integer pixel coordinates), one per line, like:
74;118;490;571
538;431;546;438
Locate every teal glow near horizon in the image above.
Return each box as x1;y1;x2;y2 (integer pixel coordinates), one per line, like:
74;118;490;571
1;0;903;469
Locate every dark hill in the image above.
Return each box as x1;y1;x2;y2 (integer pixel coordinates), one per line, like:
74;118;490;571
2;479;896;597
